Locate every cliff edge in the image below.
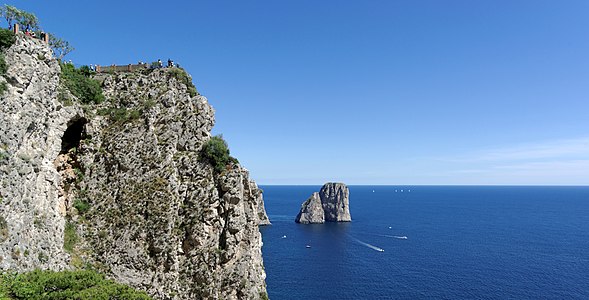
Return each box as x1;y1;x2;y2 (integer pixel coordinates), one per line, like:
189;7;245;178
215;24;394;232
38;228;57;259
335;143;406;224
0;35;269;299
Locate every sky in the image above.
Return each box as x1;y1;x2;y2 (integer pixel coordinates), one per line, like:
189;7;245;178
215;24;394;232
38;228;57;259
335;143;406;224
6;0;589;185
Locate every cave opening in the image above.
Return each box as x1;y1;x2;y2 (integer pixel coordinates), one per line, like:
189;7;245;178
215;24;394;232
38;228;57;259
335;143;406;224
60;117;87;154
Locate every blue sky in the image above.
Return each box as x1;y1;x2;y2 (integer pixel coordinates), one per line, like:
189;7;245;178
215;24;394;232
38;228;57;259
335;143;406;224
7;1;589;184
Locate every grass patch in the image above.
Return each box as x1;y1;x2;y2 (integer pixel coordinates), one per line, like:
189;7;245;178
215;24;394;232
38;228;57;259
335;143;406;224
0;269;152;299
63;221;78;253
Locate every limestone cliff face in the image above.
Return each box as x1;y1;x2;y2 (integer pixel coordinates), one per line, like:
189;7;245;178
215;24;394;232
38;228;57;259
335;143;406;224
0;35;269;299
295;183;351;224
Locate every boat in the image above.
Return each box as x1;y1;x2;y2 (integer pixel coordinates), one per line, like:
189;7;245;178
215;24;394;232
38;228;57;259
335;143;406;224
281;235;287;239
306;245;311;248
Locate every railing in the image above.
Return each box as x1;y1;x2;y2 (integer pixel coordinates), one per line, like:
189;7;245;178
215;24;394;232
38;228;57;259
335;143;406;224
95;64;150;73
12;23;49;44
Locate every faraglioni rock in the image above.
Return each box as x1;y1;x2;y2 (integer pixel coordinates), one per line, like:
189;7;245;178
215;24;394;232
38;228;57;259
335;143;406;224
295;183;351;224
294;192;325;224
0;35;269;299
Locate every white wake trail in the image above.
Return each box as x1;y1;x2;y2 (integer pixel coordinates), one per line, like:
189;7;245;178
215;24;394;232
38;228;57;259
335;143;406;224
349;236;385;252
380;234;408;240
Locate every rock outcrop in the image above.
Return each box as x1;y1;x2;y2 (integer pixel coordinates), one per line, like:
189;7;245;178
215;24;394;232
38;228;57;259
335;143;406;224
295;183;351;224
294;192;324;224
0;35;269;299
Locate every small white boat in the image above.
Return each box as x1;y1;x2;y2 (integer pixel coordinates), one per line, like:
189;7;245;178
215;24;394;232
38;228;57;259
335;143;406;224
281;235;287;239
306;245;311;248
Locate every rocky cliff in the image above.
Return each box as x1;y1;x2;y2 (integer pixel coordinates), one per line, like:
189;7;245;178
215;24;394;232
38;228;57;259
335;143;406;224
0;35;269;299
295;183;351;224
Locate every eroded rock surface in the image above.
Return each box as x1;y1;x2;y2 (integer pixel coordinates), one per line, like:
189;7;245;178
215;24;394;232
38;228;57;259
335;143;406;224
295;183;351;224
0;35;269;299
295;192;324;224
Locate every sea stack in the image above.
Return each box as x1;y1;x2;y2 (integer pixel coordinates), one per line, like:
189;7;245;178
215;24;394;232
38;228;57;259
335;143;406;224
295;183;351;224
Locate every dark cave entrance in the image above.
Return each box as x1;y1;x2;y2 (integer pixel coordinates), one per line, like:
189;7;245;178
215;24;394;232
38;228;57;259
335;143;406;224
60;117;87;154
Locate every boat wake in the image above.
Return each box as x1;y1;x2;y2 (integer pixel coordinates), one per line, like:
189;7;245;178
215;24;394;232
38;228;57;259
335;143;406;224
380;234;408;240
349;236;385;252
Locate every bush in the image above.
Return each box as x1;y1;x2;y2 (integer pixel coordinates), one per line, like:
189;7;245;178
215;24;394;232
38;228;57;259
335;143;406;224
0;28;15;50
73;199;90;214
97;107;141;123
60;63;104;104
0;269;152;299
200;135;238;174
0;54;6;74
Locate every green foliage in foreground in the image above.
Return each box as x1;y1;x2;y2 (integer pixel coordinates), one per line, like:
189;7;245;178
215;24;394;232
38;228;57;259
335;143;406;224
0;269;152;299
59;63;104;104
200;135;238;174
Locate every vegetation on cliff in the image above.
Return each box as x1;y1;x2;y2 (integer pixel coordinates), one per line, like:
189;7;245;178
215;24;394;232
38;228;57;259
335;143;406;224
0;269;151;299
0;27;15;94
59;63;104;104
200;135;238;174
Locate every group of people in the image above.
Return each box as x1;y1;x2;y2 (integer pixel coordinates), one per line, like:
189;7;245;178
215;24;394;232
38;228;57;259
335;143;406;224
23;28;47;41
153;59;176;68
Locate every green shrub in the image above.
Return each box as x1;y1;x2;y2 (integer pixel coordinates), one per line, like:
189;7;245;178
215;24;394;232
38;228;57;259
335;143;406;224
0;28;15;50
97;107;141;123
63;221;78;253
0;269;152;299
199;135;238;174
0;54;7;74
60;63;104;104
169;68;198;97
73;199;90;214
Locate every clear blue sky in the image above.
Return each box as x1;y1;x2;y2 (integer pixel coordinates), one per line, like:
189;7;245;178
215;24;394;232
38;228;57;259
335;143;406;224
8;1;589;185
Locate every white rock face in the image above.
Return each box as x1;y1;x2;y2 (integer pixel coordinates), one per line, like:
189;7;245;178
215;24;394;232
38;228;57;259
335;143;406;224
294;192;324;224
0;35;269;299
295;183;351;224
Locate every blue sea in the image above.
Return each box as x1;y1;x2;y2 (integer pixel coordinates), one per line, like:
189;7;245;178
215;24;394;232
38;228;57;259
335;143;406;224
259;186;589;299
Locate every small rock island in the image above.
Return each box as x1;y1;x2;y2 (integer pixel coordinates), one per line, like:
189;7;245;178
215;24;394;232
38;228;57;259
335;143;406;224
295;183;351;224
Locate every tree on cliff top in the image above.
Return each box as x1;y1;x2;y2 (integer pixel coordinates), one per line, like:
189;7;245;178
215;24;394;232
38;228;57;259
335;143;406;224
0;5;38;32
49;34;74;60
1;5;74;59
0;5;19;30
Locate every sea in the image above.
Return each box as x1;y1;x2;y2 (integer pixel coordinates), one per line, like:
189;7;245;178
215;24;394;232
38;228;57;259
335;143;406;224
259;186;589;299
